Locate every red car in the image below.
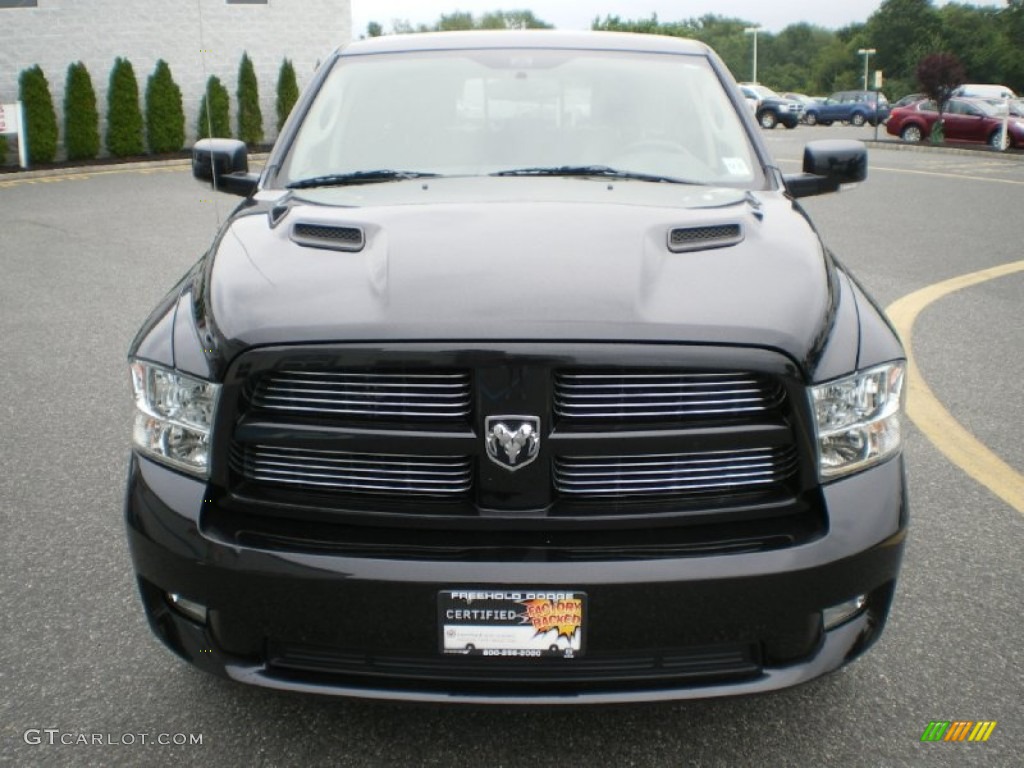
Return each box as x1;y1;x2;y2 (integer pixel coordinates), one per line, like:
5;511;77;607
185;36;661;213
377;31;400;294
886;97;1024;148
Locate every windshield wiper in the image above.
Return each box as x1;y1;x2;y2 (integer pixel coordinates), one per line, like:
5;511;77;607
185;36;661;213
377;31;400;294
287;170;440;189
492;165;697;185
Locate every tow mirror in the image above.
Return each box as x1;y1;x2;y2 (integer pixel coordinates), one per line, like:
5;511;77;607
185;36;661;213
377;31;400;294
192;138;259;197
784;140;867;199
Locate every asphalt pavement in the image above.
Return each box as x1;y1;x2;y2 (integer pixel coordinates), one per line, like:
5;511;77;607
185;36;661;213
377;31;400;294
1;126;1022;767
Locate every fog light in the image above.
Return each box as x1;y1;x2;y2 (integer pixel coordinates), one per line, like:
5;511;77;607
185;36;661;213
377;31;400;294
822;595;867;630
168;593;208;624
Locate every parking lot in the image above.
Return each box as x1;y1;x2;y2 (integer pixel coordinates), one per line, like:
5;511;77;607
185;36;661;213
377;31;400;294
1;124;1022;767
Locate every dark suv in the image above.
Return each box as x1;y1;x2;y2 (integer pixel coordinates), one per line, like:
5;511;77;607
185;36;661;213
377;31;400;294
739;83;804;129
805;90;890;126
126;31;907;704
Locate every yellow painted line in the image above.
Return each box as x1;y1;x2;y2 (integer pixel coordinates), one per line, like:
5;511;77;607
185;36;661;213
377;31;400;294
0;164;186;189
886;261;1024;515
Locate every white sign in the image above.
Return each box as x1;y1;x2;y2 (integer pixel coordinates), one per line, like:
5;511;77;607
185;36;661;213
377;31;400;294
0;102;20;134
0;101;28;168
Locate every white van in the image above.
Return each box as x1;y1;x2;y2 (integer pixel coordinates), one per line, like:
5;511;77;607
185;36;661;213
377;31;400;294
954;83;1017;100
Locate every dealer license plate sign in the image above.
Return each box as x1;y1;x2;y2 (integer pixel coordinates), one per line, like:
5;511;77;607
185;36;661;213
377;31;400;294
439;590;586;659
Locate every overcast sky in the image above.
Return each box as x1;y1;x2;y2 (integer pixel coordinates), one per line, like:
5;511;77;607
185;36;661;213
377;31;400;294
351;1;1007;36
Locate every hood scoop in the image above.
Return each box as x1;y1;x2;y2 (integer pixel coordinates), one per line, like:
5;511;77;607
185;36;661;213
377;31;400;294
291;222;365;252
667;223;744;253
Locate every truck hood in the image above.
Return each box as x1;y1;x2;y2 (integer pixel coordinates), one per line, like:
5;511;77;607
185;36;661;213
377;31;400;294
204;177;833;366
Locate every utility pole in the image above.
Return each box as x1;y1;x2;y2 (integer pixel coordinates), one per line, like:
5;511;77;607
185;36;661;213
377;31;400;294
745;27;763;83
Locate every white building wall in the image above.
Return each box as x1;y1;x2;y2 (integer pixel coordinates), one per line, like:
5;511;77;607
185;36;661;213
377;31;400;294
0;0;350;152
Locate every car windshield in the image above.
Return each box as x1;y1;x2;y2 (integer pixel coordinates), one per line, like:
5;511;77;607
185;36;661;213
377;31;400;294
279;48;761;189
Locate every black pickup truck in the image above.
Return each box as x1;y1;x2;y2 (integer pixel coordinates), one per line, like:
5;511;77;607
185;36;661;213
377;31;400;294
125;30;907;704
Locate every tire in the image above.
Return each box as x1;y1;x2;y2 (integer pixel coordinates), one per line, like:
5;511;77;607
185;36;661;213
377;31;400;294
759;111;778;129
851;112;866;127
901;124;923;143
988;128;1012;150
805;112;818;126
783;120;797;129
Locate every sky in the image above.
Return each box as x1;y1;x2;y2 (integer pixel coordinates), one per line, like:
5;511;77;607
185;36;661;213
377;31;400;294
351;1;1007;36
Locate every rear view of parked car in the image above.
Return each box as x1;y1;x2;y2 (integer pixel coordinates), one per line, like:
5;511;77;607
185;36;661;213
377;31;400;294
805;90;890;126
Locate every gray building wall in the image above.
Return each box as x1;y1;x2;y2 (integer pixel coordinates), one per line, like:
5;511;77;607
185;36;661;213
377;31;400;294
0;0;350;154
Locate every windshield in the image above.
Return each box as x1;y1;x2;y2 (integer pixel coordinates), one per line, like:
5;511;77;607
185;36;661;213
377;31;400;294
279;48;762;189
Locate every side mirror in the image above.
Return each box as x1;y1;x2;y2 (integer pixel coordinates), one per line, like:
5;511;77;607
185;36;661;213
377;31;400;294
192;138;259;197
784;139;867;199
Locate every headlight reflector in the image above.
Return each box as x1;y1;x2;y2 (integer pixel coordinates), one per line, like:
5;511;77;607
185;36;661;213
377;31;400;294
130;361;220;476
811;362;905;479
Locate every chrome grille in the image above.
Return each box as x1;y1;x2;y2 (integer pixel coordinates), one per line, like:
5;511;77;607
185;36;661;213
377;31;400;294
249;369;471;420
554;447;798;498
231;445;472;496
554;371;784;421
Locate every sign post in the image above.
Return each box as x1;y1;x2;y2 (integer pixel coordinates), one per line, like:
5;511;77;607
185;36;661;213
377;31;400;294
0;101;29;168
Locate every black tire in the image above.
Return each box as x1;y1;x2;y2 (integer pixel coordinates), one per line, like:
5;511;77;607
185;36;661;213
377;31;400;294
851;112;867;127
805;112;818;126
783;121;797;129
759;110;778;129
989;129;1008;150
901;124;923;143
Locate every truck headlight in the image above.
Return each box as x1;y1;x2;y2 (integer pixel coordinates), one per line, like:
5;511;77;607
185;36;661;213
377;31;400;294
811;362;905;479
130;360;220;477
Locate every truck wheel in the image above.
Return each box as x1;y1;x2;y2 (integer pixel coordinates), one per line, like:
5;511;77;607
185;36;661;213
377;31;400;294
759;111;778;129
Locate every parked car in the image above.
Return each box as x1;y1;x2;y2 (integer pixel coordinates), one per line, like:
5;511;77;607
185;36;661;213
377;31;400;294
891;92;925;110
804;90;890;126
886;97;1024;148
953;83;1017;100
127;30;907;704
738;83;804;129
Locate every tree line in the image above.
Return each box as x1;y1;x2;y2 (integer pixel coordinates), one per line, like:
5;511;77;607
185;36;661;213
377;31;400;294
366;0;1024;98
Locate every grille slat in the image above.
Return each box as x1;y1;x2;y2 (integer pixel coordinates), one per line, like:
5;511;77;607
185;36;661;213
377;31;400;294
250;370;471;421
555;371;784;422
554;447;798;498
232;445;473;496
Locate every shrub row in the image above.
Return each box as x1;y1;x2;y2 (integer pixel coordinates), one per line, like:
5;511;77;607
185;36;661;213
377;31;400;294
10;54;299;166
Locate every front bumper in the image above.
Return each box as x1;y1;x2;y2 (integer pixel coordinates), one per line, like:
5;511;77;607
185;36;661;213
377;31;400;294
125;454;907;704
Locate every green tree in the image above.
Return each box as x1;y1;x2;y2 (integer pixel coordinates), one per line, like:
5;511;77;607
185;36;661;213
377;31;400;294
18;65;58;165
64;62;100;161
106;57;144;157
275;58;299;132
196;76;231;139
145;59;185;153
366;21;384;37
863;0;942;90
236;52;263;145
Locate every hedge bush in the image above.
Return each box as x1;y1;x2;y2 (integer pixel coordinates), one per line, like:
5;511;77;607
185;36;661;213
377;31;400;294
106;57;145;157
196;76;231;139
0;135;8;166
64;62;100;161
237;52;263;145
145;59;185;153
276;58;299;132
18;65;58;164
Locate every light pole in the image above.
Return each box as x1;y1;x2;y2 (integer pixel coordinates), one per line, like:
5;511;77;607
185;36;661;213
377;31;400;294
857;48;876;91
744;27;762;83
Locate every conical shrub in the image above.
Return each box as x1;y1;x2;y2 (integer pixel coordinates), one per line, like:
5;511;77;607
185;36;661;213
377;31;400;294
18;65;58;164
106;57;144;157
236;52;263;145
276;58;299;132
64;61;100;161
145;59;185;153
196;76;231;139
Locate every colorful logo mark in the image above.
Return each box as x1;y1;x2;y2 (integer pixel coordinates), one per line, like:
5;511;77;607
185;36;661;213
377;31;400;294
920;721;997;742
